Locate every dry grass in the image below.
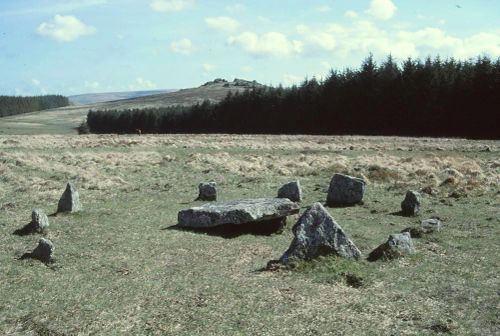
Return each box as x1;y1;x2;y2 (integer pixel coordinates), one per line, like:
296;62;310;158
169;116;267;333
0;134;498;335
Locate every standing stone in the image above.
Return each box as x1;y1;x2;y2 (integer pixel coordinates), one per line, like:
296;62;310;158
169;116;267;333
31;208;49;232
368;232;415;261
401;190;421;216
277;180;302;202
14;208;50;235
421;218;442;233
29;238;54;263
197;182;217;201
326;174;366;206
57;182;82;213
278;203;361;264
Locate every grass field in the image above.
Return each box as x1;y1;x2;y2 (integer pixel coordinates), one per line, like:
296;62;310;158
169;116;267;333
0;134;498;335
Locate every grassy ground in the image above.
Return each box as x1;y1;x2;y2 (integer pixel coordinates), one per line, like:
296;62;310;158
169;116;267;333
0;134;498;335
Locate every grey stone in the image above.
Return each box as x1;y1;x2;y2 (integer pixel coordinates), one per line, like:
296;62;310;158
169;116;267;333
401;190;421;216
368;232;415;261
178;198;300;228
57;182;82;213
278;203;362;264
30;238;54;262
197;182;217;201
31;208;49;232
326;174;365;206
277;180;302;202
421;218;442;233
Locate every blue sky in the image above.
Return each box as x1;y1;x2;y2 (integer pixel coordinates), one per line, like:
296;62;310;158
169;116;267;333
0;0;499;96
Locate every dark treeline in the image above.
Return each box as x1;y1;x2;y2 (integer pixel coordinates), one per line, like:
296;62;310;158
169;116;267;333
0;95;70;117
87;55;500;139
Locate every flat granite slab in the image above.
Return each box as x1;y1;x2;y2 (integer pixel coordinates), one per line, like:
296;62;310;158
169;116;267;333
178;198;300;228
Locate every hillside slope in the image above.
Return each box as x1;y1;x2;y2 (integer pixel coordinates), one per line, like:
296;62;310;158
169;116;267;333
0;79;260;135
69;89;175;105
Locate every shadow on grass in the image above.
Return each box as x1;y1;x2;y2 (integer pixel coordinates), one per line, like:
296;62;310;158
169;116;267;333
164;218;286;239
324;201;364;209
13;222;38;236
389;210;415;217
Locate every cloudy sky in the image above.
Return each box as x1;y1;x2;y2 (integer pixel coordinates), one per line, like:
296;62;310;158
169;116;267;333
1;0;499;96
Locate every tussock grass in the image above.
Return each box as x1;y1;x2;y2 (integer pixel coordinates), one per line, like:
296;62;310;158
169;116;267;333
0;134;498;335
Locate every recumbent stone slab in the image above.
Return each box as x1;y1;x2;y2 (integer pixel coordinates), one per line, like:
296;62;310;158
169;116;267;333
326;174;366;206
178;198;300;228
57;182;82;213
278;202;362;264
277;180;302;202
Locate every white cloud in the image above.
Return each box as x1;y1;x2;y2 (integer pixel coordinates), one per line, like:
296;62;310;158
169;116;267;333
203;63;215;72
293;17;500;61
316;5;331;13
36;15;96;42
30;79;47;94
129;77;157;90
366;0;397;20
297;24;336;51
225;3;246;13
170;38;195;55
241;65;253;73
345;10;358;19
282;74;303;86
460;32;500;58
205;16;240;33
150;0;194;13
84;80;100;90
398;28;461;51
257;16;271;23
1;0;107;17
228;32;303;58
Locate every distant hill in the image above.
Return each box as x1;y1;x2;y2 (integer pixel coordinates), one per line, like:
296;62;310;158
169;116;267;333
0;78;263;135
69;90;176;105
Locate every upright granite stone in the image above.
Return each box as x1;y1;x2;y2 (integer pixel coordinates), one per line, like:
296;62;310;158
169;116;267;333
277;180;302;202
13;208;49;235
57;182;82;213
31;208;49;232
326;174;365;206
368;232;415;261
401;190;421;216
197;182;217;201
178;198;300;228
29;238;54;263
278;203;362;264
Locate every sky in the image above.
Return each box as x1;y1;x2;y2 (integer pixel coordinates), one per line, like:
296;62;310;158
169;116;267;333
0;0;499;96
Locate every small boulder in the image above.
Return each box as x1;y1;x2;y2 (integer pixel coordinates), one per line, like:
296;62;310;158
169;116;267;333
401;190;421;216
197;182;217;201
31;208;49;232
22;238;54;263
57;182;82;213
278;203;362;264
421;218;442;233
277;180;302;202
326;174;365;206
368;232;415;261
13;208;49;235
